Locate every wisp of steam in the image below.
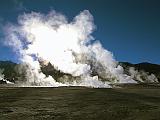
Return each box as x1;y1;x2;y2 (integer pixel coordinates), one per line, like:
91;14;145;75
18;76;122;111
4;10;136;87
0;69;13;84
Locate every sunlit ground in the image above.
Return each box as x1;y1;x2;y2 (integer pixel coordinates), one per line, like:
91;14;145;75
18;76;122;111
0;84;160;120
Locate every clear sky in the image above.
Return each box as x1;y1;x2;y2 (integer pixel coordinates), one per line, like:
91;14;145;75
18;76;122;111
0;0;160;64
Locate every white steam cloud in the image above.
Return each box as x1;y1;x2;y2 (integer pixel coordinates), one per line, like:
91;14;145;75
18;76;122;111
4;10;136;87
0;69;13;84
0;69;5;81
129;67;158;83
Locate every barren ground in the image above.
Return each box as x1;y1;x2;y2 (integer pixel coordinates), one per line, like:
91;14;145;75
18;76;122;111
0;85;160;120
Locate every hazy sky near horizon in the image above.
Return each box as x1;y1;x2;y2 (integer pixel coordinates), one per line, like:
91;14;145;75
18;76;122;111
0;0;160;64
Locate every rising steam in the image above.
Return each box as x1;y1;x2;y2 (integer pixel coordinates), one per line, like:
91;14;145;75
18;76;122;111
129;67;158;83
4;10;136;87
0;69;13;84
0;69;4;81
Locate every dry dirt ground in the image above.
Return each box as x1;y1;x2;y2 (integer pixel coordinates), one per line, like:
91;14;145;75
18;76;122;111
0;85;160;120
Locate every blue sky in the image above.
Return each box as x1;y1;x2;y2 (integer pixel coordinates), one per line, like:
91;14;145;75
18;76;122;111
0;0;160;64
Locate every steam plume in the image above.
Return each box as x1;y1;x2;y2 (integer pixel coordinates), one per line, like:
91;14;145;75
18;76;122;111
129;67;158;83
0;69;13;84
4;10;136;87
0;69;4;81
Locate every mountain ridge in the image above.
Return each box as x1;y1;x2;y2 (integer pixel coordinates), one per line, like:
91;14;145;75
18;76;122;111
0;60;160;84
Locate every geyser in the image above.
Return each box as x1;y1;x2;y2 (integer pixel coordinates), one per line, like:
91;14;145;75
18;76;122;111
4;10;136;87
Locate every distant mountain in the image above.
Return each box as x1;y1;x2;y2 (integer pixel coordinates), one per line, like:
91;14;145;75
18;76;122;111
0;61;160;84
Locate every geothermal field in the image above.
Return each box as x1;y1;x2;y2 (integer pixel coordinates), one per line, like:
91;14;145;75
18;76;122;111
0;8;160;120
3;10;159;87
